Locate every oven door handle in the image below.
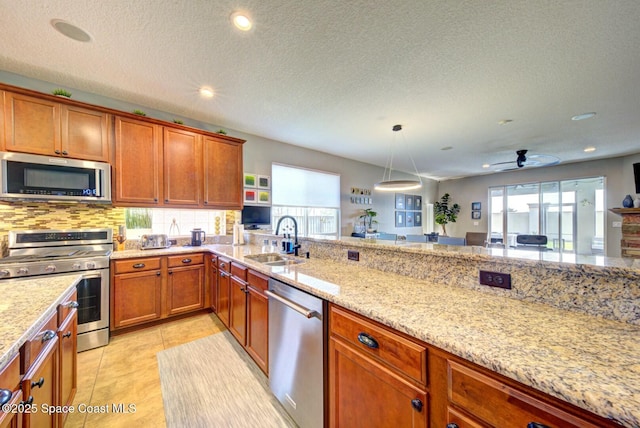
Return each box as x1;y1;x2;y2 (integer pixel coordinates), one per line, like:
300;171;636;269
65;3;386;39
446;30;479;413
81;273;102;280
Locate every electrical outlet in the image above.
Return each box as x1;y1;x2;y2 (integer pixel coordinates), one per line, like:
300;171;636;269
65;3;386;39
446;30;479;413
479;270;511;289
347;250;359;261
612;221;622;228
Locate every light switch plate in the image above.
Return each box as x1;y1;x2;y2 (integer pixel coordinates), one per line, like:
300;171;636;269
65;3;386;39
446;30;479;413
612;221;622;228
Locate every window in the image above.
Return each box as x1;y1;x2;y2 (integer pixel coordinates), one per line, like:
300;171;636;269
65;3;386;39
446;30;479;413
124;208;227;239
271;163;340;238
489;177;605;254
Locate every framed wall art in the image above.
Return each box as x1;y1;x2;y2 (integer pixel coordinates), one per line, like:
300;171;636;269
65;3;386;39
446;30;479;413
244;173;257;188
472;210;481;220
257;175;271;189
244;189;257;204
472;202;481;211
395;193;405;210
395;211;406;227
258;190;271;204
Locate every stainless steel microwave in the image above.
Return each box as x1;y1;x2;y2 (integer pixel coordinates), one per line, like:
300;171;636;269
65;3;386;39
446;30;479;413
0;151;111;203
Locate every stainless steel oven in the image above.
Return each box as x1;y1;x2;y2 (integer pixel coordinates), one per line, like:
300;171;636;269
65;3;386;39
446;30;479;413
0;228;112;352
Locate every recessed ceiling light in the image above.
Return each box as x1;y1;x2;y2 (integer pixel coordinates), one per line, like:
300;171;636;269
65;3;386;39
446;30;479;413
571;112;596;121
498;119;513;125
230;11;253;31
584;146;596;153
50;19;92;42
482;163;490;168
199;87;214;98
441;146;453;151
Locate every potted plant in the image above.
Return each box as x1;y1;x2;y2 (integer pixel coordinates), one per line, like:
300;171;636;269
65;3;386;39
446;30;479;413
52;88;72;98
132;109;147;116
216;129;227;135
173;119;184;125
434;193;460;236
359;208;378;232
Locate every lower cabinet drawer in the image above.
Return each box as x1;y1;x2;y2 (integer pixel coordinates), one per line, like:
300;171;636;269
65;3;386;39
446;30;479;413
113;257;161;274
330;305;427;385
448;360;600;428
21;311;58;373
168;253;203;267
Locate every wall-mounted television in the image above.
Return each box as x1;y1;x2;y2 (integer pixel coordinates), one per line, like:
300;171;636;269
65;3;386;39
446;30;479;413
241;205;271;229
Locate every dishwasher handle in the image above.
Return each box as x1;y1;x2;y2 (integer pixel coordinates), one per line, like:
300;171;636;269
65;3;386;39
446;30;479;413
265;289;320;319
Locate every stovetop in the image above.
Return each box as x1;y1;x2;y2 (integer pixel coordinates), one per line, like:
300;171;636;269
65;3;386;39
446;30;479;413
1;228;114;280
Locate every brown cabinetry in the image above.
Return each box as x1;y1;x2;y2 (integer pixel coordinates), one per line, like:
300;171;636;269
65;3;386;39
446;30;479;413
202;136;243;208
166;254;204;316
114;117;244;209
207;255;218;312
0;353;22;428
212;256;269;374
112;257;163;328
2;91;109;161
113;116;162;205
57;290;78;428
446;360;602;428
20;312;59;428
245;270;269;374
329;304;428;427
216;257;231;327
111;254;206;330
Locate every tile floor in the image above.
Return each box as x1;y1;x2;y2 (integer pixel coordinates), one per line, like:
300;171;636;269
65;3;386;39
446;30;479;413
65;313;226;428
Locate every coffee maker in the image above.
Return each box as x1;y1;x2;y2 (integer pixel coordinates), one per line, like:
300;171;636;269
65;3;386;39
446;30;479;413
190;228;206;246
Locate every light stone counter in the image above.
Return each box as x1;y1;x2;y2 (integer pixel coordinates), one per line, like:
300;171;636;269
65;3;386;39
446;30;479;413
0;274;80;369
110;242;640;426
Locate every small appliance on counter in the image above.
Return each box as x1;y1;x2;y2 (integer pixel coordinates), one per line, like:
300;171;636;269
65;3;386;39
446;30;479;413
140;234;171;250
190;229;206;246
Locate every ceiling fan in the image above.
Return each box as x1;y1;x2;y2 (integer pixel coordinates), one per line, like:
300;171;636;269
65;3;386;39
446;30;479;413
489;149;560;171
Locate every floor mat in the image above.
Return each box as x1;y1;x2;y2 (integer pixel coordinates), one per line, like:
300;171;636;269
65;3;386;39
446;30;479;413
157;330;297;427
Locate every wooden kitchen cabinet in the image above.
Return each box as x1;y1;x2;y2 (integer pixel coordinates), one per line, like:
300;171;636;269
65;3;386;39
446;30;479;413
202;135;243;208
208;254;218;312
166;254;204;316
163;127;201;206
216;257;232;328
229;275;248;344
113;116;163;205
57;290;78;428
114;117;245;209
3;91;109;161
329;304;428;427
112;257;163;328
445;360;602;428
20;312;59;428
0;353;22;428
245;270;269;374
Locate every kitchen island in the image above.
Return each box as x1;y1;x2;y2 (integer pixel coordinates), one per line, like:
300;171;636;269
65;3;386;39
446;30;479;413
110;236;640;427
0;274;81;369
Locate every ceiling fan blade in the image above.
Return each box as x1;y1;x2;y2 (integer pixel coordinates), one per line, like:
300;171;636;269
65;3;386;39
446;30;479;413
490;160;516;166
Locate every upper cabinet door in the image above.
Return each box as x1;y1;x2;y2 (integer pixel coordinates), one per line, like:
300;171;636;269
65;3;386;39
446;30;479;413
113;116;163;205
3;91;61;155
61;105;110;162
163;127;201;206
203;136;243;209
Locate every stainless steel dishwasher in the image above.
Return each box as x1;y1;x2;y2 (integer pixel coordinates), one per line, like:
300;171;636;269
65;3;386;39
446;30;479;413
266;278;326;428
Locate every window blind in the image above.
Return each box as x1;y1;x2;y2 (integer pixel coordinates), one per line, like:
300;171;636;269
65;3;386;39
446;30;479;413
272;163;340;208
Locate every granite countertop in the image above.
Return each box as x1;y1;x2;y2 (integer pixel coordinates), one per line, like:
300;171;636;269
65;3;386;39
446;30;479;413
0;274;81;369
111;243;640;426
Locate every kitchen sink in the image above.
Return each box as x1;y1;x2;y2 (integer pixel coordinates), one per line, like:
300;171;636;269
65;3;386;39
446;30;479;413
244;253;304;266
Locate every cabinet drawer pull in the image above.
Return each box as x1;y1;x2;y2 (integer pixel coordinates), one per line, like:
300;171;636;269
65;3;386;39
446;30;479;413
527;424;550;428
66;300;79;308
0;389;11;406
62;150;68;155
446;424;459;428
182;258;192;264
133;263;146;269
220;271;229;277
357;332;379;349
21;396;34;406
156;271;161;276
54;149;61;154
63;331;72;339
31;377;45;389
168;270;173;275
41;330;56;342
410;398;423;412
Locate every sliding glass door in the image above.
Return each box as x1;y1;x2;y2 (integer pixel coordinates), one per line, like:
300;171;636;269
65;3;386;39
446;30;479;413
489;177;604;255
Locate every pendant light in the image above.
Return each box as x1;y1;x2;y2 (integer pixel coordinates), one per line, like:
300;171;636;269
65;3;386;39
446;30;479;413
374;124;423;191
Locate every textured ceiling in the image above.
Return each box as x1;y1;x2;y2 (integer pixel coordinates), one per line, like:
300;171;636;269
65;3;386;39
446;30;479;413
1;0;640;180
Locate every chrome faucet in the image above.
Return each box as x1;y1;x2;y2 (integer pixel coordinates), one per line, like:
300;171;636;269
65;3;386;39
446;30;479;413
275;215;301;256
